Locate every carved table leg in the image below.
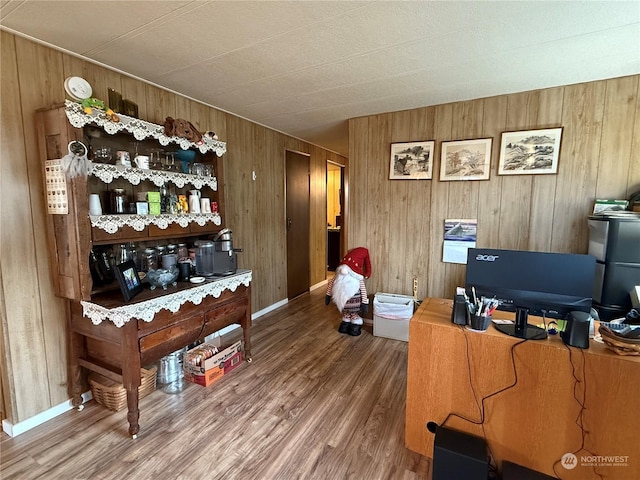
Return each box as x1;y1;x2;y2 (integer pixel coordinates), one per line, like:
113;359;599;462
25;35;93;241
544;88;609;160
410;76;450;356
242;285;253;362
122;320;141;438
243;325;252;363
68;302;85;410
126;387;140;438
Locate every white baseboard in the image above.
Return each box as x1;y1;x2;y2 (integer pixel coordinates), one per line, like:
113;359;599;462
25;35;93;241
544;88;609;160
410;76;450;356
2;298;291;438
253;298;288;319
310;279;328;291
204;297;289;342
2;391;92;438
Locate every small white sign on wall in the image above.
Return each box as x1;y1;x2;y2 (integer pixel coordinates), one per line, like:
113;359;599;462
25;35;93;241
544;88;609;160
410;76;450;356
44;159;68;214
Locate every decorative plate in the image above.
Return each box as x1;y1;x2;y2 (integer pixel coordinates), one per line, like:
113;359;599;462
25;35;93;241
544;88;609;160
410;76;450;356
64;76;92;101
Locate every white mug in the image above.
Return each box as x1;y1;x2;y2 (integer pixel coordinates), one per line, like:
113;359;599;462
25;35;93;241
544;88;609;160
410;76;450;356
134;155;149;169
89;194;102;216
200;197;211;213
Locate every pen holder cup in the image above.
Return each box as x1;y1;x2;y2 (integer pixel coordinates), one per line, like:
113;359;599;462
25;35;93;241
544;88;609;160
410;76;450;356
469;314;491;331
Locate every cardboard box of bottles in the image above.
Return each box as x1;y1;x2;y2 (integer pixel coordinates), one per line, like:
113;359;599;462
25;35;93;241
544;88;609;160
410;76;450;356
183;340;242;376
183;364;224;387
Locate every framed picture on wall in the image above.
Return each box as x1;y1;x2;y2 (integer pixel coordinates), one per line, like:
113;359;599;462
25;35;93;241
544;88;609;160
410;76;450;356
389;141;434;179
498;127;563;175
439;138;492;181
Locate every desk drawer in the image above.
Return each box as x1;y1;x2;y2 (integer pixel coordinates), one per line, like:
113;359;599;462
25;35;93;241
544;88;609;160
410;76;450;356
139;312;205;365
136;288;241;336
149;223;185;237
92;225;148;243
204;297;248;333
138;300;208;336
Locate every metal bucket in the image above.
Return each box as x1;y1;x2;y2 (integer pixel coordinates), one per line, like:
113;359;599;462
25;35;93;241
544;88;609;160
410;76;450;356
157;348;185;385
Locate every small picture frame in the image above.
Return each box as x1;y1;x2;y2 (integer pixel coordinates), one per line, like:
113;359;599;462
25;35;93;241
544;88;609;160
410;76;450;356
439;138;492;181
114;260;144;301
389;141;434;179
498;127;563;175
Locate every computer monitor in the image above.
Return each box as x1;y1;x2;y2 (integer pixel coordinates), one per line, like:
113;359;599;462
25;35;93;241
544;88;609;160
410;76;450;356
465;248;596;340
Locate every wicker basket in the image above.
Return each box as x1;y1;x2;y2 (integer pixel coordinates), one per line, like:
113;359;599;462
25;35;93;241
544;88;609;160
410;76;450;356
89;365;157;411
599;325;640;356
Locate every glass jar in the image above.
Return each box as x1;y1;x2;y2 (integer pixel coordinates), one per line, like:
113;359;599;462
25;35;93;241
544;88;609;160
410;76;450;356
177;243;188;261
115;243;130;265
128;242;140;270
142;248;158;272
166;244;177;255
159;183;169;214
111;188;127;214
155;245;166;265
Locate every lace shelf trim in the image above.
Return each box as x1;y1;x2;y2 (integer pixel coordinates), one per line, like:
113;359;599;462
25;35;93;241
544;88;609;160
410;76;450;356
90;163;217;189
65;100;227;156
90;213;222;233
81;270;252;327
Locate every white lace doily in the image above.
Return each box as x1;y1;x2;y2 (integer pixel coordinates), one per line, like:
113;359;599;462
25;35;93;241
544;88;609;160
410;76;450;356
65;100;226;156
90;163;217;190
81;270;252;327
89;213;222;233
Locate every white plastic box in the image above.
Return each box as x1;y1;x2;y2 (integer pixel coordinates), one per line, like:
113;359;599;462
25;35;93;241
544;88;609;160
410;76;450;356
373;292;414;342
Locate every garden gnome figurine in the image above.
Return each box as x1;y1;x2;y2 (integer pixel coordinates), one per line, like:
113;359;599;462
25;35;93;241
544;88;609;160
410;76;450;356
325;247;372;336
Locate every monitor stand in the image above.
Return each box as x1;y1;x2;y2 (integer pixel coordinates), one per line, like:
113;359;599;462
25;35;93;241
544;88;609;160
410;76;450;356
494;307;547;340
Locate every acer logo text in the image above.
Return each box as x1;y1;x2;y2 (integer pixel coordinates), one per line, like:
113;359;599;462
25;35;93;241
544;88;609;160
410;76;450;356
476;254;499;261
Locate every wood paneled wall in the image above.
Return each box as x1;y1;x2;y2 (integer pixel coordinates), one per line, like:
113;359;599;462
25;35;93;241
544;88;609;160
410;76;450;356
0;32;344;424
348;75;640;301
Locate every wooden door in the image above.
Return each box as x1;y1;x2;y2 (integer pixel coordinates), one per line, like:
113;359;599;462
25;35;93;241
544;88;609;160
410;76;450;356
286;150;310;299
326;161;345;270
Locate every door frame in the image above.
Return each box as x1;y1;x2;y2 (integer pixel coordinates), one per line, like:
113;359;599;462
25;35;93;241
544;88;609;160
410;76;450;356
285;149;311;299
327;159;346;270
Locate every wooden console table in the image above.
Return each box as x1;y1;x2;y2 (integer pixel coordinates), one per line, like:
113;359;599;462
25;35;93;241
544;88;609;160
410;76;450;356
70;270;252;438
406;298;640;480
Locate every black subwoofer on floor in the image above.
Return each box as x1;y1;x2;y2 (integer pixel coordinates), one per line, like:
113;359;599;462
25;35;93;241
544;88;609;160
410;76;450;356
502;460;556;479
432;426;488;480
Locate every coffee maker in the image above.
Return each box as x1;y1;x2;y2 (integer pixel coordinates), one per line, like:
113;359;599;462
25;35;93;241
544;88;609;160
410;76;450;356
195;229;241;276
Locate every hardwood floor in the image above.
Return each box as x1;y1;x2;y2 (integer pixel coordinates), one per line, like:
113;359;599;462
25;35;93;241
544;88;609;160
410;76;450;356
1;286;431;480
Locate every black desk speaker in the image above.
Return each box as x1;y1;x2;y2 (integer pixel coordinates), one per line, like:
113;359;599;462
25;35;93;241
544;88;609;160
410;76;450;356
502;460;556;479
451;294;468;325
432;426;488;480
561;310;591;349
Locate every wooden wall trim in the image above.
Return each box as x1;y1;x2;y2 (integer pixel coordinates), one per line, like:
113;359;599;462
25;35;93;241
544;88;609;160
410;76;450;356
348;75;640;301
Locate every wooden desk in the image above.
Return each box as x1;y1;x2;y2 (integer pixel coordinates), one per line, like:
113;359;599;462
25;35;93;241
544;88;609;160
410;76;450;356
406;298;640;479
68;271;252;438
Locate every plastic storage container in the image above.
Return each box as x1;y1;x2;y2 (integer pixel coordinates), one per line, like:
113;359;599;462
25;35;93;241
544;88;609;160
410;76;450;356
373;292;415;342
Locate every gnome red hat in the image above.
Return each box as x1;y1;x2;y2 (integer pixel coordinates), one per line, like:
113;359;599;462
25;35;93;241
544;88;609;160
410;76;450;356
340;247;372;279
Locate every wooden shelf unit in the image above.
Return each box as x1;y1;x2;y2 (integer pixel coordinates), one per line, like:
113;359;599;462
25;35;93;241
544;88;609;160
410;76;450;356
36;103;252;438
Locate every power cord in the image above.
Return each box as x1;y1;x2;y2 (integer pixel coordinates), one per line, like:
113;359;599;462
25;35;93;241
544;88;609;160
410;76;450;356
551;345;606;479
440;325;530;479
